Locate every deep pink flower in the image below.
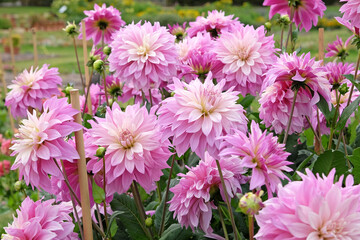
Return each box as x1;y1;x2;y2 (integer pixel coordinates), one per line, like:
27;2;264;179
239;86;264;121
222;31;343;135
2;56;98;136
169;152;246;238
3;197;78;240
255;169;360;239
109;21;178;91
263;0;326;32
157;73;247;159
220;121;291;195
214;25;277;96
10;97;82;190
87;103;171;195
0;160;10;177
5;64;62;118
1;138;12;155
80;83;102;114
335;16;360;36
325;62;354;86
79;3;125;45
187;10;239;38
339;0;360;30
325;35;352;59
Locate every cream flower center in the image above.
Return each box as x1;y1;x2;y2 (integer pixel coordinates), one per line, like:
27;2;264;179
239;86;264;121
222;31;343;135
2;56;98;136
237;46;250;62
119;129;135;149
137;45;149;56
317;220;345;239
200;89;221;116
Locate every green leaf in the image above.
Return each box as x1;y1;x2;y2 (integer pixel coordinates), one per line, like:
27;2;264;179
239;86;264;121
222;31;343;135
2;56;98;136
313;150;348;176
352;124;360;148
239;94;255;109
316;94;334;121
303;128;314;147
159;224;193;240
110;219;118;237
345;74;360;91
92;179;105;204
336;96;360;130
105;211;124;239
349;148;360;184
110;194;148;240
83;113;93;129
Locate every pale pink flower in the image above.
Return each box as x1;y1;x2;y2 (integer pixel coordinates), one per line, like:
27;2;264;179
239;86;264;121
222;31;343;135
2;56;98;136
169;152;246;238
325;35;352;59
255;169;360;239
3;197;78;240
325;62;354;86
339;0;360;30
10;97;82;190
263;0;326;31
109;21;178;91
5;64;62;118
177;33;214;63
87;103;171;195
220;121;291;195
120;84;162;106
157;73;247;159
214;25;276;96
168;22;187;41
80;83;102;114
187;10;239;38
79;3;125;45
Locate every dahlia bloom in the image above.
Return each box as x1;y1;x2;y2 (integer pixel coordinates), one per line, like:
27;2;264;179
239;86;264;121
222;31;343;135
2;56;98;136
168;22;187;42
220;121;291;195
214;25;277;96
255;169;360;239
80;83;102;114
259;52;331;134
0;160;10;177
169;152;246;238
263;0;326;32
109;21;178;91
1;138;12;155
177;33;214;63
325;35;352;60
325;62;354;86
79;3;125;45
3;197;78;240
120;84;162;106
335;16;360;36
157;73;247;159
5;64;62;118
87;103;171;195
187;10;239;38
339;0;360;30
10;97;82;190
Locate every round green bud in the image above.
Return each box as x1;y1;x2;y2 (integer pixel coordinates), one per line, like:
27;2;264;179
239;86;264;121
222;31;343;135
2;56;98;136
63;22;78;37
95;146;106;158
238;190;264;216
264;22;272;31
65;86;74;95
14;181;24;191
145;217;153;227
93;59;104;72
103;46;111;55
339;83;349;95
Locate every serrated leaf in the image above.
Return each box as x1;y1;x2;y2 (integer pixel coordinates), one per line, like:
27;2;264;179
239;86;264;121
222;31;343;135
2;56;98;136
110;194;148;240
159;224;193;240
349;148;360;184
336;95;360;130
92;179;105;204
313;150;348;176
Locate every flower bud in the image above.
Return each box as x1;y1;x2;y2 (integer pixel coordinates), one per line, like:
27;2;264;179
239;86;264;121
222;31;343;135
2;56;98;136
339;83;349;95
95;146;106;158
264;22;272;32
93;59;105;72
238;190;264;215
278;14;291;26
14;181;25;191
103;46;111;55
145;217;153;227
63;21;78;37
65;86;74;95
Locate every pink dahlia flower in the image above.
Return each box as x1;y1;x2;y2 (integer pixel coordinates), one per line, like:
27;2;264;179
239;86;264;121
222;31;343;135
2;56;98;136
339;0;360;30
3;197;78;240
187;10;239;38
255;169;360;239
169;152;246;238
168;22;187;42
325;62;354;86
325;35;352;59
263;0;326;32
177;33;214;63
109;21;178;91
79;3;125;45
220;121;291;195
80;83;102;114
5;64;62;118
0;160;10;177
157;73;247;159
10;97;82;190
214;25;276;96
1;138;12;155
335;16;360;36
87;103;171;195
120;84;162;106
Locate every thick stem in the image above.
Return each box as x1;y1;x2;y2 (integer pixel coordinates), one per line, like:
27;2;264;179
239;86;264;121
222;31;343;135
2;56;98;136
82;68;94;118
70;194;84;240
102;70;110;106
283;88;299;144
159;154;176;236
248;215;254;240
94;202;104;233
72;37;85;94
328;89;341;150
218;207;229;240
215;159;239;240
148;89;153;107
285;6;295;51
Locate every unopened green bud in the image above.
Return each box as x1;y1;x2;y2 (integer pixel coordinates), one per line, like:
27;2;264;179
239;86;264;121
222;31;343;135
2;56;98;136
339;83;349;95
93;59;104;72
14;181;24;191
170;92;175;97
65;86;74;94
278;14;291;26
95;146;106;158
145;217;153;227
103;46;111;55
63;21;78;37
238;190;264;215
264;22;272;31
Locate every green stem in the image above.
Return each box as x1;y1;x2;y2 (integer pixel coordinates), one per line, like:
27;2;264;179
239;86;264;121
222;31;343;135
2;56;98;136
82;68;94;118
72;37;85;94
148;89;153;107
215;159;239;240
328;89;341;150
285;6;294;51
283;88;299;144
280;26;284;51
102;157;110;237
305;116;323;152
218;207;229;240
102;70;109;106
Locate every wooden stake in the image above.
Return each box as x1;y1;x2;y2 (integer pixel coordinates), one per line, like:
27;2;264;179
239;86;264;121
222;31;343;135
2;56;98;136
81;20;92;115
70;89;93;240
318;28;324;62
0;53;16;133
9;30;16;76
31;28;38;67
